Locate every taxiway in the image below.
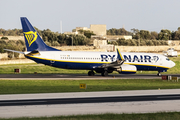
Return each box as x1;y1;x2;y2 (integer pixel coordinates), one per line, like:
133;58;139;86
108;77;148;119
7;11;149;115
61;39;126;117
0;74;169;80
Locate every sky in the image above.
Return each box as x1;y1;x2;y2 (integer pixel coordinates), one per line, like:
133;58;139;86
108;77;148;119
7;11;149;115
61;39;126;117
1;0;180;33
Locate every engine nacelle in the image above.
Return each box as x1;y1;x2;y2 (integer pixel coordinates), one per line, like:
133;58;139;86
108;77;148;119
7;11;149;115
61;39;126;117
117;64;137;74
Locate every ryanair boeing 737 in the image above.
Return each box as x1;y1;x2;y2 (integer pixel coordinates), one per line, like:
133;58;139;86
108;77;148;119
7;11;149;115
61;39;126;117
5;17;175;76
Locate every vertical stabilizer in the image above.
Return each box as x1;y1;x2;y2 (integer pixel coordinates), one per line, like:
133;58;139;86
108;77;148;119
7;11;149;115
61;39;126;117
21;17;60;51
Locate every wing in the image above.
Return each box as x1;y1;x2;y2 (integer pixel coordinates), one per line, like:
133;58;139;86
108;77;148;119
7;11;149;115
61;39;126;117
98;49;125;69
97;49;137;74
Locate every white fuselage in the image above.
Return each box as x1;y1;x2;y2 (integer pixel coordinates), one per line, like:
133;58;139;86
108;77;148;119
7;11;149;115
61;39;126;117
25;51;175;72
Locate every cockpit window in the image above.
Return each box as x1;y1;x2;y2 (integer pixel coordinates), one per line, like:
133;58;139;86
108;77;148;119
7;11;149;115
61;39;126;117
166;58;170;61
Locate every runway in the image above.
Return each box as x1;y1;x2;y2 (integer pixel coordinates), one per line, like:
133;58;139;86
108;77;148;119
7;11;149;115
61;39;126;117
1;94;180;106
0;74;172;80
0;89;180;118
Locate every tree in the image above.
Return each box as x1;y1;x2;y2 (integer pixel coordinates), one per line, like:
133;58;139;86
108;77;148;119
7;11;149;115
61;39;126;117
140;40;146;46
132;33;140;39
129;39;137;46
158;29;171;40
152;40;159;46
131;28;139;39
57;34;66;44
1;37;8;40
146;40;154;46
151;31;158;40
178;27;180;31
107;28;116;35
78;29;84;34
107;28;132;35
84;30;95;38
131;28;139;34
16;40;25;46
139;30;151;40
42;30;58;43
51;41;60;46
172;27;180;40
0;44;5;53
117;38;126;45
77;29;95;38
0;28;23;36
110;41;118;45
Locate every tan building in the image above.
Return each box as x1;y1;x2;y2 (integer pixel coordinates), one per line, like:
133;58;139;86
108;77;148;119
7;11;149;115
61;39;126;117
64;27;91;35
90;24;106;36
76;27;90;31
106;35;132;40
93;39;107;46
168;40;180;46
70;25;107;36
64;31;78;35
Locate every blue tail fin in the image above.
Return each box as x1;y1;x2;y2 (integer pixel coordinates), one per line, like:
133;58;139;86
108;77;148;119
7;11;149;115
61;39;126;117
21;17;60;51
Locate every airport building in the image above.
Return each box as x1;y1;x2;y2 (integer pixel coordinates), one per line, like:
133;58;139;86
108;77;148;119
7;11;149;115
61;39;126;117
64;24;106;36
90;24;106;36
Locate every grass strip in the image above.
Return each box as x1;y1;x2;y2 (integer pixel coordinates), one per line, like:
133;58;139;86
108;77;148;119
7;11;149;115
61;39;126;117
0;79;180;94
0;63;88;74
1;112;180;120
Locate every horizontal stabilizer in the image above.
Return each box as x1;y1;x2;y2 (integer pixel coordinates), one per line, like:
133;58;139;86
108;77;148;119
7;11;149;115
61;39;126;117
4;49;25;54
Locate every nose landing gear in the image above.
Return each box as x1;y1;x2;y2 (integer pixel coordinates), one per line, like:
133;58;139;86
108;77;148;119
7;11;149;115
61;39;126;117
157;72;161;76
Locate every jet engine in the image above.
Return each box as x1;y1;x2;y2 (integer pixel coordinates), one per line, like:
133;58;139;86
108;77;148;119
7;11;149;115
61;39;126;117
117;64;137;74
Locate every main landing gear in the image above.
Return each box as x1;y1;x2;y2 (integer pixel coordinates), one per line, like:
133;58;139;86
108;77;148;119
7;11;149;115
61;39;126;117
101;70;108;76
88;70;95;76
88;70;108;76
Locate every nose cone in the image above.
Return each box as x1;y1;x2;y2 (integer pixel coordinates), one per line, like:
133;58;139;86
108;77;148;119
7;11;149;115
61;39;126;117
171;61;176;68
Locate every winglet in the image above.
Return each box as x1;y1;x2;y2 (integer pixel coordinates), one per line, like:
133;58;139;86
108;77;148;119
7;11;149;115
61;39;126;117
116;49;124;61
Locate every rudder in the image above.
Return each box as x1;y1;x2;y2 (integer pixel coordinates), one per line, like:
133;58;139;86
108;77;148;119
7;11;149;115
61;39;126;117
21;17;60;51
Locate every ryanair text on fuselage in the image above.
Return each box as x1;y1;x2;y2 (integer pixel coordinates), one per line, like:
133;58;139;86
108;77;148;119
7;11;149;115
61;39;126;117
101;54;159;62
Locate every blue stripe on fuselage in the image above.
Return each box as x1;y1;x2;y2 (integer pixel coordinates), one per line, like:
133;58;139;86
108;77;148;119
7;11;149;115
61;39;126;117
26;55;102;70
26;55;169;72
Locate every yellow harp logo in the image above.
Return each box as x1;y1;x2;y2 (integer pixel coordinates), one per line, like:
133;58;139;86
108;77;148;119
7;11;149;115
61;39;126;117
24;31;38;47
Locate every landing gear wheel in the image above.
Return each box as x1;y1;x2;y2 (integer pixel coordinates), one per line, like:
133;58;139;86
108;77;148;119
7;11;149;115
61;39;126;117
88;71;95;76
157;72;161;76
101;71;108;76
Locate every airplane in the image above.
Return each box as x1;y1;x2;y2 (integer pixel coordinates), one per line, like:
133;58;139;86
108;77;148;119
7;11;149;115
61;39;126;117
4;17;175;76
